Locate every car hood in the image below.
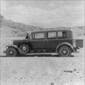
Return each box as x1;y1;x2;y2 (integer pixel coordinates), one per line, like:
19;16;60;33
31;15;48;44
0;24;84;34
13;39;30;45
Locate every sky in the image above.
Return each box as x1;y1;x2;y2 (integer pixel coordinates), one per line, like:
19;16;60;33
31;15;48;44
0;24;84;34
0;0;85;27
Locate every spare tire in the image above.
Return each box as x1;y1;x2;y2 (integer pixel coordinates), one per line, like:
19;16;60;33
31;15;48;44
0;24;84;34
19;44;30;55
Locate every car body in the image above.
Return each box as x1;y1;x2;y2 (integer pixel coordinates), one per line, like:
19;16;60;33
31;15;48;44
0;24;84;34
5;30;83;56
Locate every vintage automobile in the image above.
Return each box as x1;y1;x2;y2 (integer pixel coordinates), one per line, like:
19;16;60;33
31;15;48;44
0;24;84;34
5;30;83;56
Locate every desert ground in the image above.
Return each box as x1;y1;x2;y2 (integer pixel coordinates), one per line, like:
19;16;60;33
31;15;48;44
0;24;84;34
0;48;85;85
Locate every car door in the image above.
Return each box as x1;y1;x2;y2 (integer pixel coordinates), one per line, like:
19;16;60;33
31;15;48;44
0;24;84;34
46;31;58;50
30;32;47;49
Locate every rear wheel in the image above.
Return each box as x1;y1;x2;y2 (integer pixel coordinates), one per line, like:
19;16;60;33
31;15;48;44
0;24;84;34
6;47;18;56
19;44;30;55
58;46;71;57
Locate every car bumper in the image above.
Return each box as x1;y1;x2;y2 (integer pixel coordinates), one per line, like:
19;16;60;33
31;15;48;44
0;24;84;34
73;47;79;52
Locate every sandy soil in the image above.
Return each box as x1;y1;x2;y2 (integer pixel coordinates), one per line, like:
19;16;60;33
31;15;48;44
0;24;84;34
0;47;85;85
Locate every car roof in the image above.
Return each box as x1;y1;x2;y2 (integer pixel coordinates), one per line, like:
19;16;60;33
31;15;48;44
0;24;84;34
31;29;72;33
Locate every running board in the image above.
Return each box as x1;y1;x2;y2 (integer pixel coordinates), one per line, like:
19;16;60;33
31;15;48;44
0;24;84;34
27;53;58;56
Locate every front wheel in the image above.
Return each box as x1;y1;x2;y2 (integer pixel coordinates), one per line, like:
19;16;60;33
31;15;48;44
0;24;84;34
58;46;71;57
6;47;18;56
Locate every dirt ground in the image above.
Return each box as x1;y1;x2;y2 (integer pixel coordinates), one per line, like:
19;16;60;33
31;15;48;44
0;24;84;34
0;47;85;85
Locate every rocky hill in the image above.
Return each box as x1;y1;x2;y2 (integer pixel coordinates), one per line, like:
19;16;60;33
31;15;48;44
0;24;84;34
0;14;85;37
0;14;43;37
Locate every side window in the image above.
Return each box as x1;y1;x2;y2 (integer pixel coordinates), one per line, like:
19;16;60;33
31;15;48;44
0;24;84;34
34;33;45;39
63;31;67;38
57;32;63;37
48;32;56;38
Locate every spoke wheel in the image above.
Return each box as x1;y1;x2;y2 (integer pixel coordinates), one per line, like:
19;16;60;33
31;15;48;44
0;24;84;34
19;44;30;55
58;46;71;57
6;47;17;56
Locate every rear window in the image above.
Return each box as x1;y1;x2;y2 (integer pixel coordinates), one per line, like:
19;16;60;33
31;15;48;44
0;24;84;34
57;31;67;38
48;32;56;38
34;33;45;39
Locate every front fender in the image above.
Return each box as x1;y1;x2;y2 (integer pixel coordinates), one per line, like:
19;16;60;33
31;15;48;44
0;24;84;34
7;45;18;49
4;45;18;54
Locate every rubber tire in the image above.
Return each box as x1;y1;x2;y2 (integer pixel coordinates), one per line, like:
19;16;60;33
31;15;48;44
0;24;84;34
19;44;30;55
6;47;17;57
58;46;71;57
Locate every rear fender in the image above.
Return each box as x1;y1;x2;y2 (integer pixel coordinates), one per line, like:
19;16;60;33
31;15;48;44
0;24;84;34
56;42;74;52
